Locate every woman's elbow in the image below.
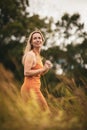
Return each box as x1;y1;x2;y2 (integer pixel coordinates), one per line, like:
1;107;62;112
24;71;31;76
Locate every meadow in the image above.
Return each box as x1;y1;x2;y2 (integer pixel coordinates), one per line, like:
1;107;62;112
0;64;87;130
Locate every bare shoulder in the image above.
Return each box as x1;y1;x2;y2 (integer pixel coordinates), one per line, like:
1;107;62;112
25;51;35;58
23;51;34;63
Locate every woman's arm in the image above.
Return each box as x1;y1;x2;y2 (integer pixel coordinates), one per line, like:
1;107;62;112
24;52;49;76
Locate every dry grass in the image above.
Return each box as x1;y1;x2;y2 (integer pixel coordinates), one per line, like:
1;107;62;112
0;64;87;130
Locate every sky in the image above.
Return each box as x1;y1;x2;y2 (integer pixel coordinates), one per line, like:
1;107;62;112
27;0;87;30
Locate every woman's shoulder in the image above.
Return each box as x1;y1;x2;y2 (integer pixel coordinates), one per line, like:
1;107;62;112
23;51;34;62
26;50;35;57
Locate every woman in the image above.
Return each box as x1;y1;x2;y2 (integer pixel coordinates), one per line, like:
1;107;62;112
21;30;52;111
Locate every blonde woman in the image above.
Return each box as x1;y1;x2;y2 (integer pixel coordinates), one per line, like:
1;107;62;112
21;30;52;111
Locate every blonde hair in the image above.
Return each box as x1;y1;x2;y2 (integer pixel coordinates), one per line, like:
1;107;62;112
22;30;45;64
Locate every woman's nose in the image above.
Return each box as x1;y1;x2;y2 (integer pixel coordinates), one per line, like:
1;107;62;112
36;38;40;41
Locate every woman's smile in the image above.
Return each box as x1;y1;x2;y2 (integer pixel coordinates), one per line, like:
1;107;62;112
32;33;43;48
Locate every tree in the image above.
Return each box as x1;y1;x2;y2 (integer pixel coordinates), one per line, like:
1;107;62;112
42;13;87;87
0;0;51;81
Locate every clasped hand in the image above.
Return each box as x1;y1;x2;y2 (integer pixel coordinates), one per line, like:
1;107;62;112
44;60;53;71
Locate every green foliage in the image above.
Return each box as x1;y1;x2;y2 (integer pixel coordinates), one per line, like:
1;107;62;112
42;13;87;87
0;0;50;83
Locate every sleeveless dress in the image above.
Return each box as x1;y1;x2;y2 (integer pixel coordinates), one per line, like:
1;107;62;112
21;51;49;110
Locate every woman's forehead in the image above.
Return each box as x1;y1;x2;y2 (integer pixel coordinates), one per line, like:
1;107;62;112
32;32;41;37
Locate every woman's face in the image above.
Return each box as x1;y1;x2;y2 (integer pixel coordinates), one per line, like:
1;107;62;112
31;32;43;48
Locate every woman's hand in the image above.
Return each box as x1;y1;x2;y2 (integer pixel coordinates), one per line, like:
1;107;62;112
45;60;53;69
43;60;53;73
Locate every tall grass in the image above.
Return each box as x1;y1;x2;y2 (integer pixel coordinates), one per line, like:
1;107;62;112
0;65;87;130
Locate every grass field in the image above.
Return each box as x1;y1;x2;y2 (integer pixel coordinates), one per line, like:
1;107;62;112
0;64;87;130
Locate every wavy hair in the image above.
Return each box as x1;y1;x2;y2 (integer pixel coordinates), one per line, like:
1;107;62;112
22;30;45;64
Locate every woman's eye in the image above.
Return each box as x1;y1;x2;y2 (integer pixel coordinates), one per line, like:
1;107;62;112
38;37;42;39
33;37;41;40
33;37;37;40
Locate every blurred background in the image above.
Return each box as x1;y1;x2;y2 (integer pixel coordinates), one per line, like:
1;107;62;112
0;0;87;130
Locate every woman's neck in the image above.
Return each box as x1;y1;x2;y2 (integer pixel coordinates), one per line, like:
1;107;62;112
33;48;41;55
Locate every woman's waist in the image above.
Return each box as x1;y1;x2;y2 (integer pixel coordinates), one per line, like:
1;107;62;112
22;76;41;89
24;76;41;84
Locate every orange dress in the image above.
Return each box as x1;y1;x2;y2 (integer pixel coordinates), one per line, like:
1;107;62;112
21;53;49;111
